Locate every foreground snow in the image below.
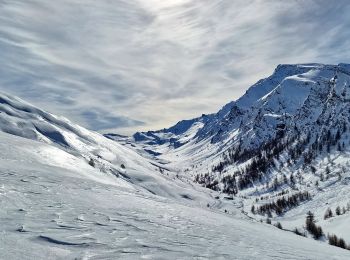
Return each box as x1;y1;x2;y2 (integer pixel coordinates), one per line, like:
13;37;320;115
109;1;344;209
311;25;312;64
1;132;350;259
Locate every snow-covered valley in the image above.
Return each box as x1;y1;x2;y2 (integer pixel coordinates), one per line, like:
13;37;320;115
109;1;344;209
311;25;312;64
2;64;350;259
1;0;350;258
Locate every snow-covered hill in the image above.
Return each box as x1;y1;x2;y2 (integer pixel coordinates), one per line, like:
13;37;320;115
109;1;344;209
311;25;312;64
2;90;350;259
0;91;216;200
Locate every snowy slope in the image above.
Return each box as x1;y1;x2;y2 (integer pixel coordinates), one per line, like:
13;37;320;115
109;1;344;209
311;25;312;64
1;131;350;259
0;91;219;201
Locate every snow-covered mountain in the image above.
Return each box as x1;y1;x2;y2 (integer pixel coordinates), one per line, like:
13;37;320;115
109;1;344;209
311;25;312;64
133;63;350;179
130;63;350;250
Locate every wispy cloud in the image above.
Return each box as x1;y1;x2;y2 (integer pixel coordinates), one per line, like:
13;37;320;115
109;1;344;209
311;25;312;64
1;0;350;134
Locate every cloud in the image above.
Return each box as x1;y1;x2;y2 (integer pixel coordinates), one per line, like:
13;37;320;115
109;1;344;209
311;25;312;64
79;110;145;131
1;0;350;134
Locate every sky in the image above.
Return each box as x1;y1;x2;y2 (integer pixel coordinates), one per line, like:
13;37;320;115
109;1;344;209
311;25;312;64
1;0;350;134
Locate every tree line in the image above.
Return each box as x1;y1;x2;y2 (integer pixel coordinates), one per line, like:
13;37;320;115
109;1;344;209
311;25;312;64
251;191;311;216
